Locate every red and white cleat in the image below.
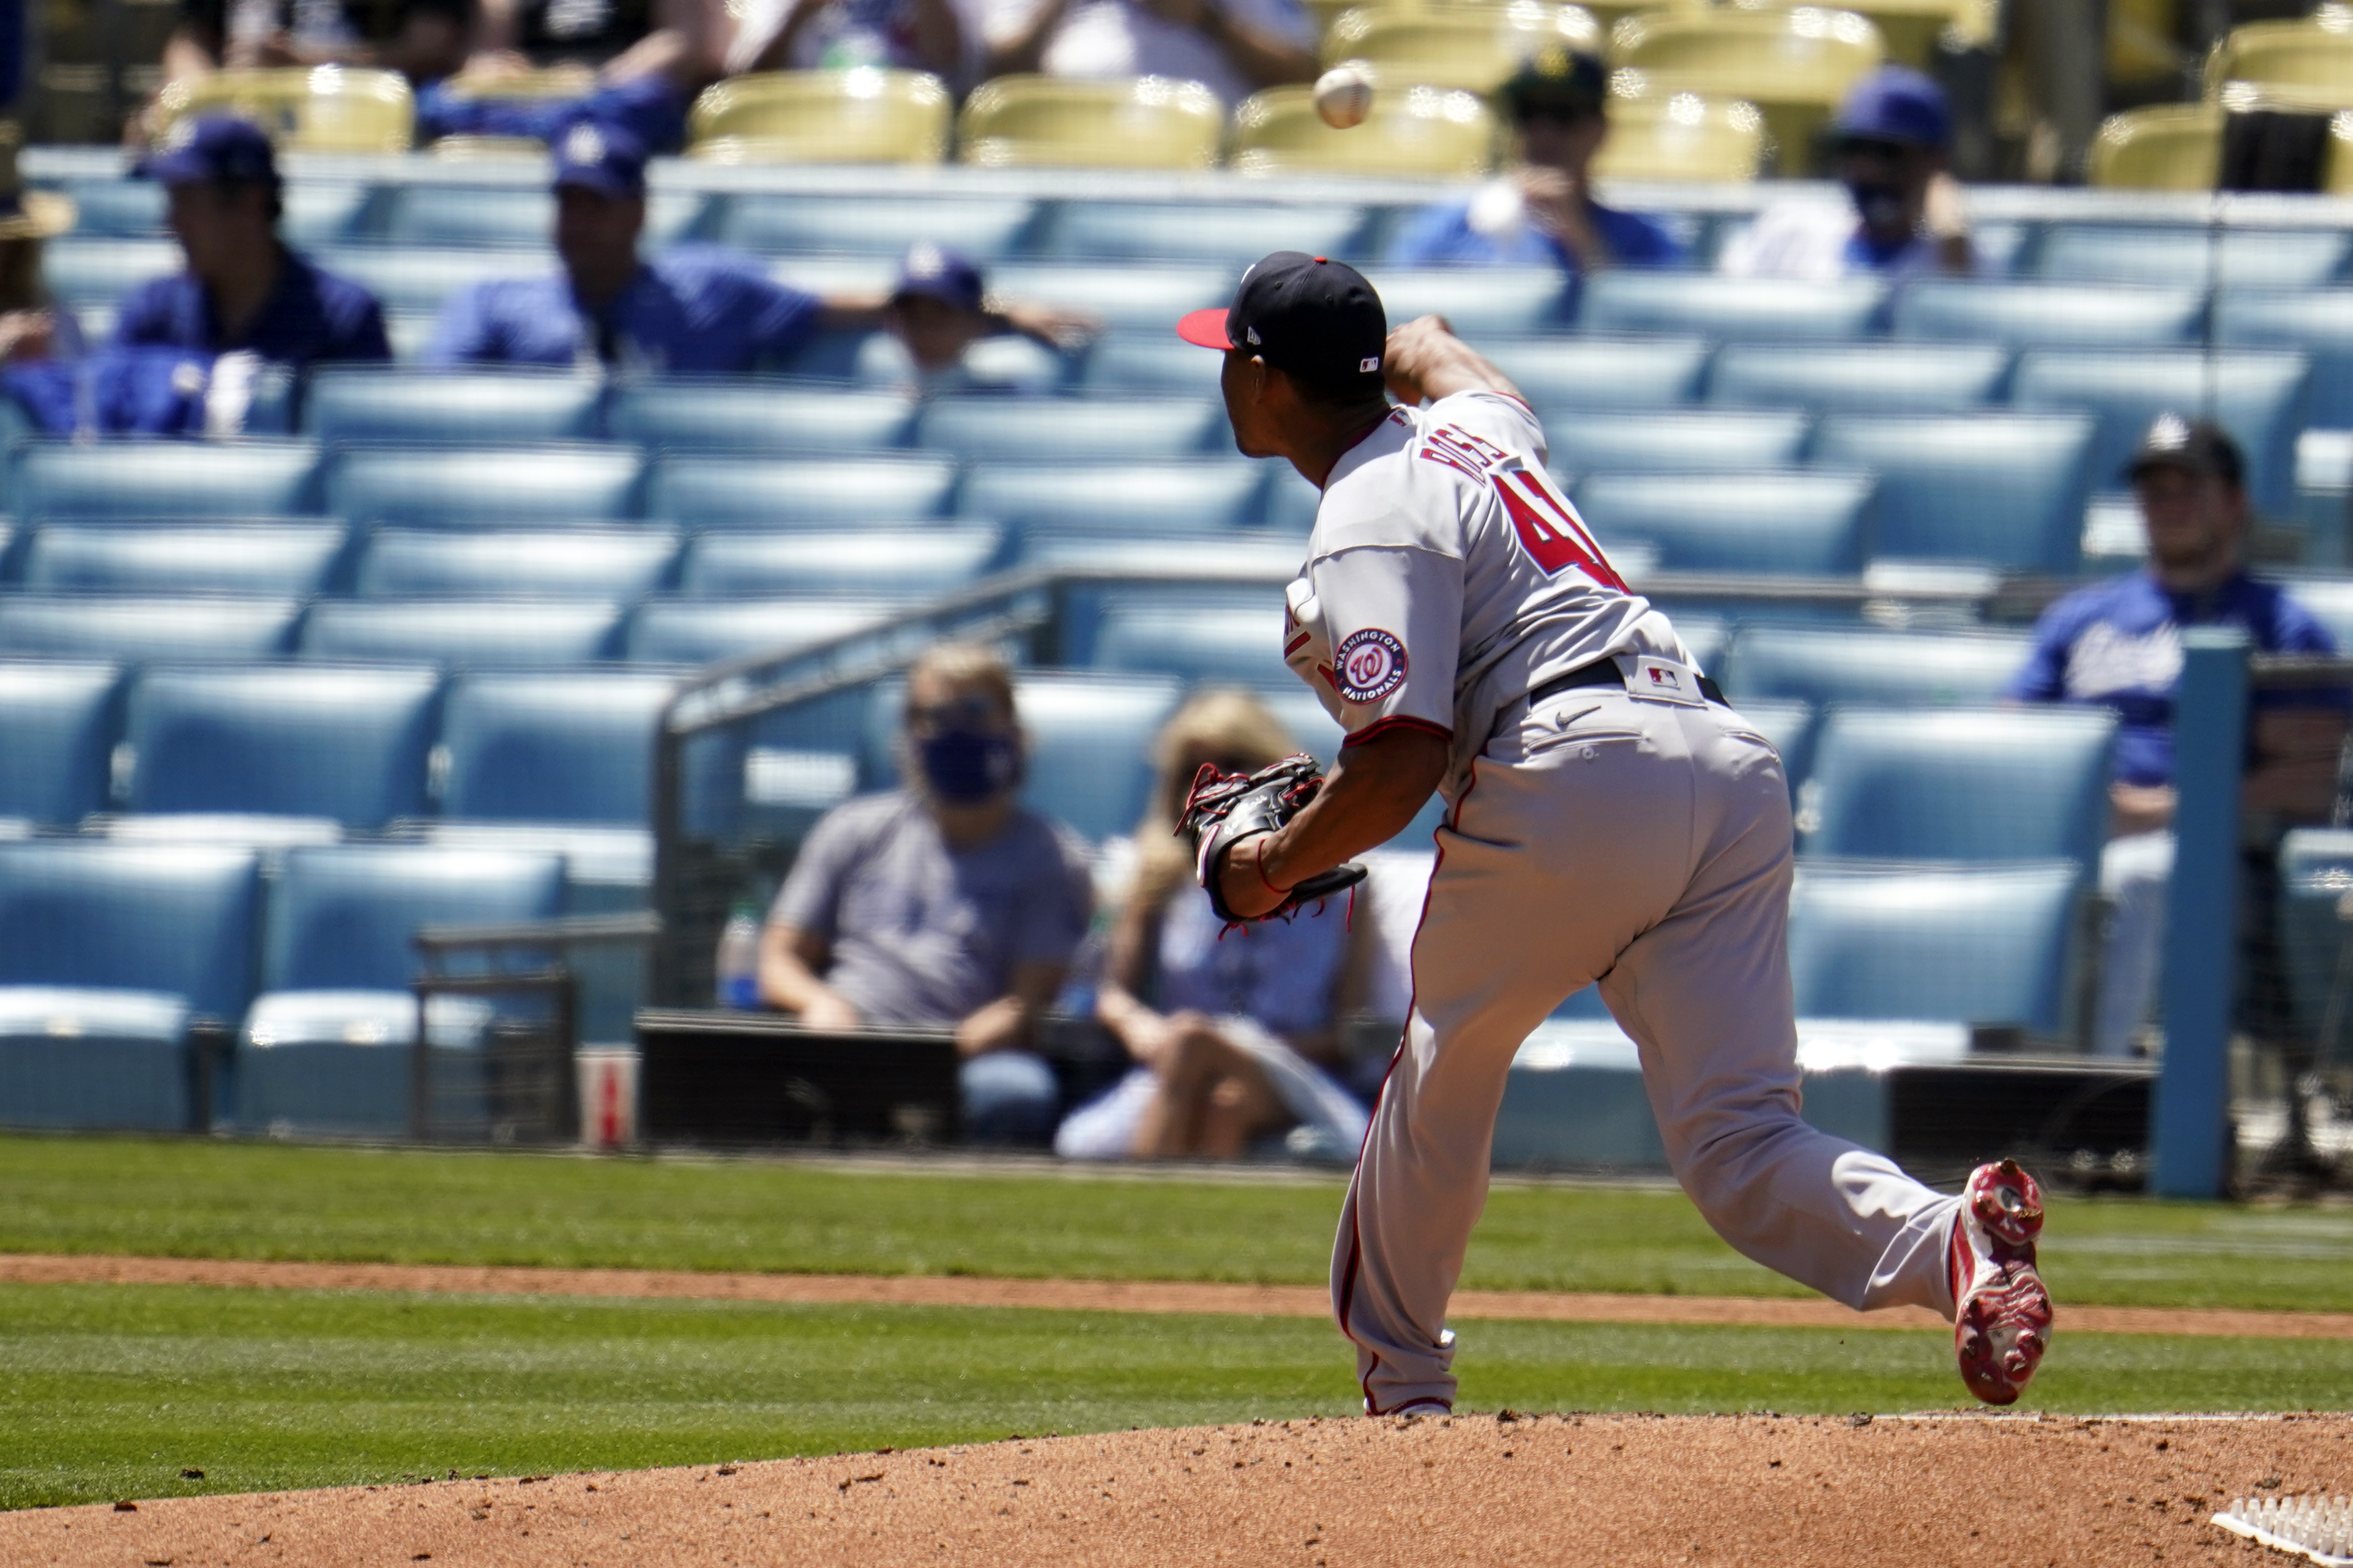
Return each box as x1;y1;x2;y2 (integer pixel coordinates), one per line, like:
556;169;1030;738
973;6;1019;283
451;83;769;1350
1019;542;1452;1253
1950;1159;2053;1406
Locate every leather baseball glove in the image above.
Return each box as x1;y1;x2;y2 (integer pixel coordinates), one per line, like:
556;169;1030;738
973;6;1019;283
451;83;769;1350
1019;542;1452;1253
1178;753;1369;924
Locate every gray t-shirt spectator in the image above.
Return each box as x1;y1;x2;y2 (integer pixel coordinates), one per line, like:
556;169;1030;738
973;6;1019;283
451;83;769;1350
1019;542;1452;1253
768;790;1094;1026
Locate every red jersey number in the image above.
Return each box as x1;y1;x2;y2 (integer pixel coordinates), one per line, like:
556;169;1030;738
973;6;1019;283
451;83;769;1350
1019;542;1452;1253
1494;467;1627;592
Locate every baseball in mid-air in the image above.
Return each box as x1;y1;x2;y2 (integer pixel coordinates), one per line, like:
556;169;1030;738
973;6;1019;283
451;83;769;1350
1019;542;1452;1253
1313;64;1374;128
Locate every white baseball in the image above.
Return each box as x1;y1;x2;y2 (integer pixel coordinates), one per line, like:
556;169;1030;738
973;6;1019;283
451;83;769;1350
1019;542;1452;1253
1313;64;1374;129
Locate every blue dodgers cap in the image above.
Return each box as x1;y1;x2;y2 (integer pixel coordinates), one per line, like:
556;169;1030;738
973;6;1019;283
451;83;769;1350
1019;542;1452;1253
890;242;985;313
551;116;647;199
1834;65;1952;149
135;114;280;187
1177;250;1386;395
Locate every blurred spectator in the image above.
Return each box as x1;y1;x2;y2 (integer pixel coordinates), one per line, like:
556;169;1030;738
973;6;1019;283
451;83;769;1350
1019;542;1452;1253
157;0;469;94
1057;691;1371;1161
728;0;971;82
414;0;730;152
858;242;1097;395
983;0;1316;108
0;124;79;367
758;642;1094;1144
1718;65;1978;281
2008;415;2347;1057
1385;50;1685;274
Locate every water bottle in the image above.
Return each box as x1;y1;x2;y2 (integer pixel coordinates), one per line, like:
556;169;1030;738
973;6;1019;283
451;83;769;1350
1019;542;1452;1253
715;901;761;1011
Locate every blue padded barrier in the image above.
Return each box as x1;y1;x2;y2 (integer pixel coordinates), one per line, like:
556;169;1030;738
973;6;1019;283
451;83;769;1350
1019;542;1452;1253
1578;273;1887;341
324;444;645;526
677;524;1004;598
1892;280;2204;347
624;595;904;664
1362;268;1572;334
913;397;1226;463
0;593;305;660
2217;289;2353;429
1787;860;2081;1035
21;522;348;595
606;382;915;453
2010;348;2313;521
2036;226;2352;290
124;662;444;825
300;599;625;666
354;526;682;600
304;369;604;446
1572;469;1874;575
1798;707;2116;866
1707;341;2010;414
988;263;1236;332
1078;334;1223;393
1721;625;2034;707
1545;409;1810;474
1037;202;1368;264
962;461;1266;532
12;439;321;519
646;455;958;526
714;195;1039;258
1093;605;1283;685
1483;335;1712;413
0;660;123;825
1810;411;2097;573
439;668;680;823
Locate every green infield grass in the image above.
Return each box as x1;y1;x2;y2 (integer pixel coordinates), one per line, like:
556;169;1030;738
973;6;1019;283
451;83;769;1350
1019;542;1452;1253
2;1280;2347;1511
5;1134;2353;1312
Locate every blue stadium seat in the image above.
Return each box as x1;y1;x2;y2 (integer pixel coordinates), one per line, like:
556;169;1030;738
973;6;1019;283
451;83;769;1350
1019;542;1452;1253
646;455;958;526
0;593;304;660
1809;412;2097;573
1482;336;1712;414
0;660;123;826
304;369;603;446
300;600;623;666
59;179;165;237
2010;349;2313;520
40;237;177;311
1039;202;1367;264
311;246;544;319
1578;274;1887;341
1786;861;2081;1034
1078;334;1223;393
624;595;903;665
439;669;679;824
1731;697;1816;792
354;526;681;600
1890;281;2203;347
1672;614;1731;675
2273;575;2353;649
324;445;644;526
1546;409;1810;475
677;525;1003;597
2217;289;2353;428
1362;268;1572;335
0;840;262;1131
1722;626;2034;707
1707;342;2010;414
963;461;1266;532
714;195;1039;258
21;523;347;595
238;843;565;1135
122;663;443;826
12;439;321;519
914;397;1226;463
1799;707;2116;866
368;185;701;248
988;263;1236;332
606;382;915;453
1093;606;1282;684
1572;470;1874;575
2035;226;2352;289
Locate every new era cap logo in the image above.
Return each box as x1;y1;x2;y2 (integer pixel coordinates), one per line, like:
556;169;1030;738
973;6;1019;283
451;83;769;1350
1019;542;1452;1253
1245;327;1261;345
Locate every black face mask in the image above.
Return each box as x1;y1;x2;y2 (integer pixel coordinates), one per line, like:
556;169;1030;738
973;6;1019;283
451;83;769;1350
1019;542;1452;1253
915;727;1020;805
1846;179;1908;234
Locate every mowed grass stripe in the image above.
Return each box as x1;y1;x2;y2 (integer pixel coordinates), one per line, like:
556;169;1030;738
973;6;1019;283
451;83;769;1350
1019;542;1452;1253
4;1280;2350;1511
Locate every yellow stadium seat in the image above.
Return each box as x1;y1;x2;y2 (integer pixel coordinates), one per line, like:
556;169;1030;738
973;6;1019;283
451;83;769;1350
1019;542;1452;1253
149;65;412;154
1592;91;1765;181
1609;7;1882;176
1231;81;1496;177
1720;0;1991;71
2088;102;2220;190
957;75;1225;168
1322;3;1601;94
688;69;952;164
2205;9;2353;112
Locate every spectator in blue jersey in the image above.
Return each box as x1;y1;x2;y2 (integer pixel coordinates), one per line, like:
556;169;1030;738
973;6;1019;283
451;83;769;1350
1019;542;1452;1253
116;116;390;371
2009;415;2347;1057
1718;65;1978;282
857;242;1095;395
1384;49;1685;276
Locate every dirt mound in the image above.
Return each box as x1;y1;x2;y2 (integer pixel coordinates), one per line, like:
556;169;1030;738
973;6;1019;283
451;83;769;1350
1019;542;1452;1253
6;1411;2341;1567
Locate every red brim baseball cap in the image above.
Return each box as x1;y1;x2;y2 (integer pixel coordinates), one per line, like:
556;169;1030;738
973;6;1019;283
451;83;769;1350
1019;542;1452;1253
1175;307;1232;350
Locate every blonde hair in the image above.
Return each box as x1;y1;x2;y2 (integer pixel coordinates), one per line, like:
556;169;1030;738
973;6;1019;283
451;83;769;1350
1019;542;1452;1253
904;639;1017;722
1130;689;1300;912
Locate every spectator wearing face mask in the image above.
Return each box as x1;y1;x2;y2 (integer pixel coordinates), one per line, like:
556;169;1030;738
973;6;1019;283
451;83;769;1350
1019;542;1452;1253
1717;65;1978;281
757;641;1095;1144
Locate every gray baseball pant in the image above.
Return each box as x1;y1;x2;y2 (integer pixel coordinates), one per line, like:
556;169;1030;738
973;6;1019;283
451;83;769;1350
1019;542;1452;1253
1332;683;1963;1414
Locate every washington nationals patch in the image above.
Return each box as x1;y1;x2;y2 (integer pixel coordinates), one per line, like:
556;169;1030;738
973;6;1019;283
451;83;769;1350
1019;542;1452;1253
1336;627;1409;704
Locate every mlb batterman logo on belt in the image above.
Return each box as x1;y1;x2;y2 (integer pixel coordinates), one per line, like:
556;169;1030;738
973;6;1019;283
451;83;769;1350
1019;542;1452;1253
1335;628;1408;704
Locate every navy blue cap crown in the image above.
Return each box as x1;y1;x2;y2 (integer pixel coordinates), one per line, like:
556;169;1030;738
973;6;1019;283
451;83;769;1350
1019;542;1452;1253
136;114;280;187
1177;251;1386;392
551;115;647;198
1835;65;1952;149
891;242;985;314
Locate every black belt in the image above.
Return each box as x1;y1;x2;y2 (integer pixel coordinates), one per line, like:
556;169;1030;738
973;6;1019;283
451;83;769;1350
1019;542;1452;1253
1526;656;1728;710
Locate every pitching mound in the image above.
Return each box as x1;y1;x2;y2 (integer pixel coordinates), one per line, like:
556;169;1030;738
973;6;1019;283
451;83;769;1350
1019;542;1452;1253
4;1411;2338;1566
